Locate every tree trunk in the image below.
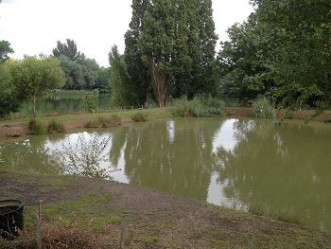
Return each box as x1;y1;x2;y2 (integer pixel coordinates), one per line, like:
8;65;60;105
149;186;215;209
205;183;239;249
151;62;167;108
33;93;37;117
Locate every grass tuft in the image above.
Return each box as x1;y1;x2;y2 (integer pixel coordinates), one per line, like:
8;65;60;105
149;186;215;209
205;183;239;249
132;112;148;122
28;119;46;135
47;120;65;134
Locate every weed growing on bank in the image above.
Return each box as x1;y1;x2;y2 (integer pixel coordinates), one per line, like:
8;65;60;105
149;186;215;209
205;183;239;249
253;97;275;119
172;95;225;117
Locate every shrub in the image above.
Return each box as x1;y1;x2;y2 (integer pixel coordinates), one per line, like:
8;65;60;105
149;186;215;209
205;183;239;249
172;95;225;117
132;112;147;122
171;97;194;117
29;119;46;135
253;97;275;119
47;120;65;133
98;115;122;128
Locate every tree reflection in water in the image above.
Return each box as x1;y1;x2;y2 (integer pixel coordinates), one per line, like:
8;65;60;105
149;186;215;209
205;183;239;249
62;133;112;179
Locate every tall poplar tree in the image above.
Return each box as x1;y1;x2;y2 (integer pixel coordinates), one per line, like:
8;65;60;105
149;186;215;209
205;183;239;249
171;0;192;98
141;0;175;107
124;0;150;105
125;0;219;106
195;0;218;95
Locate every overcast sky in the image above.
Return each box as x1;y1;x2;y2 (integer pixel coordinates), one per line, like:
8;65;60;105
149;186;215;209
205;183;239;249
0;0;253;67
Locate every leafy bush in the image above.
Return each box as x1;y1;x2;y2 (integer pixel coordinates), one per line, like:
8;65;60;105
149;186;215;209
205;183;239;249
132;112;147;122
172;95;225;117
29;119;46;135
48;120;65;133
253;97;275;119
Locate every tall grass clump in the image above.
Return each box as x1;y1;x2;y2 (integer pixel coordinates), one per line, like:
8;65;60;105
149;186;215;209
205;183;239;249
99;115;122;128
132;112;148;122
85;115;122;128
48;120;65;133
29;119;46;135
172;95;225;117
253;97;275;119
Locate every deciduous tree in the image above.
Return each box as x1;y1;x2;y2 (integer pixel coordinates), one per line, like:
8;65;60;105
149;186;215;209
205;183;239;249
10;56;65;117
0;40;14;63
0;62;21;117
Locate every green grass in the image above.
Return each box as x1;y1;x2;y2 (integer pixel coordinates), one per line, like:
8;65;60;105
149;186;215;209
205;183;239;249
248;204;303;225
24;193;121;233
28;119;47;135
0;108;171;129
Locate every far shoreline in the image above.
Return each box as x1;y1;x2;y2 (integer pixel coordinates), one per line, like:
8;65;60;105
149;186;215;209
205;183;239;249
0;107;330;141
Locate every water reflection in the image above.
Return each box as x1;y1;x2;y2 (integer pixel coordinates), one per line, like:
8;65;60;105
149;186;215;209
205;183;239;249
1;119;331;231
61;133;112;178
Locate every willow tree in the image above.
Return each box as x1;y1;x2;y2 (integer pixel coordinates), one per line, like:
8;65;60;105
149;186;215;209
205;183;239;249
9;56;65;117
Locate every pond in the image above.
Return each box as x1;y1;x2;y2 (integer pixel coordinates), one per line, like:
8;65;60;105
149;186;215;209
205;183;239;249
12;93;112;117
0;118;330;232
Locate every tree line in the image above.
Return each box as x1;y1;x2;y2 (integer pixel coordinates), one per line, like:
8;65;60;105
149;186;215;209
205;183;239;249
110;0;330;109
1;0;330;118
0;39;110;117
110;0;218;108
218;0;331;109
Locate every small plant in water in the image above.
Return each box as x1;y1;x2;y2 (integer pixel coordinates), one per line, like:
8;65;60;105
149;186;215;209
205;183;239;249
29;119;46;135
48;120;65;133
62;134;112;179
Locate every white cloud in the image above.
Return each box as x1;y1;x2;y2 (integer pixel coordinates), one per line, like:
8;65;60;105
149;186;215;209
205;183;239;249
0;0;253;67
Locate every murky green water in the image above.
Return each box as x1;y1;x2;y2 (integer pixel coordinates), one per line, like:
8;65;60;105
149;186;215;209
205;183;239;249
0;118;330;231
13;93;112;117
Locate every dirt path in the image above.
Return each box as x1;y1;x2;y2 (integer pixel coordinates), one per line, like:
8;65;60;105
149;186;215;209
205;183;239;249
0;172;330;249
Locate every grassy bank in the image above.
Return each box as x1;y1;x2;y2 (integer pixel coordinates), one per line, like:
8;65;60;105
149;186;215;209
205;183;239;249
0;172;330;249
0;108;171;139
1;107;331;140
